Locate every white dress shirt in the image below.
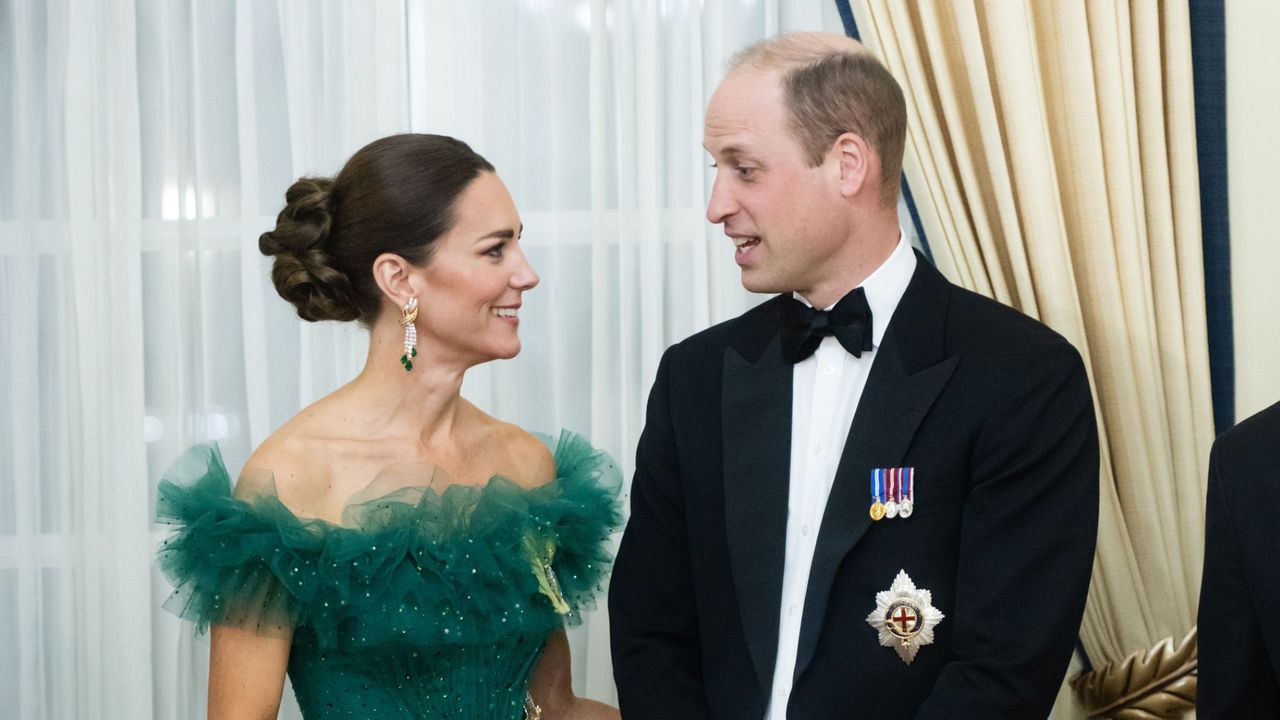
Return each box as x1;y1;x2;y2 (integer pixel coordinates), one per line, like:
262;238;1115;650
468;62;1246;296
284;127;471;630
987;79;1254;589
764;235;917;719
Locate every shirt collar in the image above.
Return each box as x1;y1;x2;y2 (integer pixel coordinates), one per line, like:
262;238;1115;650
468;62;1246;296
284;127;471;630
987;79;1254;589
792;230;917;349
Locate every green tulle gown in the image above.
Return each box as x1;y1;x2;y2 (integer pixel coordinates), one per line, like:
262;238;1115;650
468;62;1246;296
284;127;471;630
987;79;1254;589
156;431;622;719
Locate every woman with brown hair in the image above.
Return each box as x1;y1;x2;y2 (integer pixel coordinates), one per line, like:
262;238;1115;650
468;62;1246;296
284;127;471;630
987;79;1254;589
155;134;621;719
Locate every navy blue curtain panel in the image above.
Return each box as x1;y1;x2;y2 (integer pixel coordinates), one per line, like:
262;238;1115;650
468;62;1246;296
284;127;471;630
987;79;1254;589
1190;0;1234;433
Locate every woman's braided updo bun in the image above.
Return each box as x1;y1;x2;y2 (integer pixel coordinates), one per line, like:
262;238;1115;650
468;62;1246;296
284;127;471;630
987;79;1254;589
258;177;360;322
259;134;495;324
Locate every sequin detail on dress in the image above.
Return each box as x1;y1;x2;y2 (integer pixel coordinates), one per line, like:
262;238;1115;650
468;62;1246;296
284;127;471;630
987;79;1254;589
155;431;621;719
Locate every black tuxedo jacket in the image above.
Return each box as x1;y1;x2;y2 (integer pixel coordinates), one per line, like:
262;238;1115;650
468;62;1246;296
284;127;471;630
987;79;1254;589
1197;400;1280;717
609;255;1099;719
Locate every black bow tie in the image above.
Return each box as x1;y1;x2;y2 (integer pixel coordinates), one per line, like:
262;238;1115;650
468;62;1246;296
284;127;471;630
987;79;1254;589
780;288;874;363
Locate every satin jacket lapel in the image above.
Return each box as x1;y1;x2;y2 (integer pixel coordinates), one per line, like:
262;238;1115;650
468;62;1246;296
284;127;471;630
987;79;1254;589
793;258;959;681
723;332;793;696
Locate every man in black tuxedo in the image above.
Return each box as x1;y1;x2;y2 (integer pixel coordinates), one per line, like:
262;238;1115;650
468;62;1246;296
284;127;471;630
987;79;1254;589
1197;400;1280;717
609;32;1099;719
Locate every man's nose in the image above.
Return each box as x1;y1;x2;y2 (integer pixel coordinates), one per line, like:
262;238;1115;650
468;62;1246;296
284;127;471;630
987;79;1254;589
705;172;738;225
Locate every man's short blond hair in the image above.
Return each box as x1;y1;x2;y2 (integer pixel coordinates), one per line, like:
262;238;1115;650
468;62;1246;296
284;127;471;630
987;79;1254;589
729;33;907;207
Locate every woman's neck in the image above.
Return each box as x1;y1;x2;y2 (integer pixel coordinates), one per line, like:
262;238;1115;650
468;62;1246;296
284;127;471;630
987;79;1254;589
339;319;476;448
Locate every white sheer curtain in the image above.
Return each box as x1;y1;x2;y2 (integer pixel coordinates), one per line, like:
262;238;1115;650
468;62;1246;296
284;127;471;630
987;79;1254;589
0;1;845;717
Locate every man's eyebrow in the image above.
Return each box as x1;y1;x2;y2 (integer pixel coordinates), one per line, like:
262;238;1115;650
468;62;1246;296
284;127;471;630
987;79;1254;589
705;145;747;159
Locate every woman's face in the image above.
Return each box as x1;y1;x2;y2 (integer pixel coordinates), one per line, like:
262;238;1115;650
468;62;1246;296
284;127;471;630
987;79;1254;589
414;171;539;365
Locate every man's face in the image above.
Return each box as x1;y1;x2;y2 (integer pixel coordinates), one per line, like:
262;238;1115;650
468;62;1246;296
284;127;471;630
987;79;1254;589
703;69;847;297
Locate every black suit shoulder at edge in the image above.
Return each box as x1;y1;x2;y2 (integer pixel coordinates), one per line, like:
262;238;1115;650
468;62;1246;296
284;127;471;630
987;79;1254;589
1197;402;1280;718
1213;400;1280;467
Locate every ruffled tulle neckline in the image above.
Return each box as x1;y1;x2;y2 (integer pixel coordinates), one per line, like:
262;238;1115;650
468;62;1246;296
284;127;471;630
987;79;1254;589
234;460;580;533
162;431;612;533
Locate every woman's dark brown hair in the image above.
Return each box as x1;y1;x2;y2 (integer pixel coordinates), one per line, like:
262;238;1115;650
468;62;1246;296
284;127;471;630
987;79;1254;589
259;134;495;323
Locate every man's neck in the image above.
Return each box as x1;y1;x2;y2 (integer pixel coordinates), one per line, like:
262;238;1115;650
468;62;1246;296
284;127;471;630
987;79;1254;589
798;218;902;309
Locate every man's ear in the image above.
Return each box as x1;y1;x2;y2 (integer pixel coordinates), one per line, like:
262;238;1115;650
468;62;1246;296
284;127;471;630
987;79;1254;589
831;132;873;199
372;252;421;309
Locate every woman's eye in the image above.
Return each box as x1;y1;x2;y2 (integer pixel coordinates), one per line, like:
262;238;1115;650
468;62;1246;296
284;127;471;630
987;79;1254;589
485;242;506;258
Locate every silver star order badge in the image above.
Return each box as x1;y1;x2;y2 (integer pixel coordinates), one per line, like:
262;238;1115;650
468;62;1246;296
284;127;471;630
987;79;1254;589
866;569;944;665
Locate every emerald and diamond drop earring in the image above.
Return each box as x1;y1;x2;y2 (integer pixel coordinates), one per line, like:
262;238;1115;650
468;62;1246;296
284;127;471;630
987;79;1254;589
400;297;418;371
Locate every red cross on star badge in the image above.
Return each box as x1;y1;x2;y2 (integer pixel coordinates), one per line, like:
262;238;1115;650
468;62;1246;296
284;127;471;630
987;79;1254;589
867;569;945;664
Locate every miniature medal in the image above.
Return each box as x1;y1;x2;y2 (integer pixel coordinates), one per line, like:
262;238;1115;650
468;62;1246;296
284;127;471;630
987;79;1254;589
866;569;944;665
869;468;886;521
883;468;900;519
899;467;914;518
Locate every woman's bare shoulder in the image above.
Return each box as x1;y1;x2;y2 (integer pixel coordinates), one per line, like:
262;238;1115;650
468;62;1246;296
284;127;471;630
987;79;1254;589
238;403;340;511
466;408;554;489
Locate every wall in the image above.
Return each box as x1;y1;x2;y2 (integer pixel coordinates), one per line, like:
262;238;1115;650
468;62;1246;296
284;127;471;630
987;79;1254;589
1228;0;1280;422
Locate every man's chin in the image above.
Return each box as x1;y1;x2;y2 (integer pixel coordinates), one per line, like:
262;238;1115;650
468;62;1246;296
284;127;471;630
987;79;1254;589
740;270;786;296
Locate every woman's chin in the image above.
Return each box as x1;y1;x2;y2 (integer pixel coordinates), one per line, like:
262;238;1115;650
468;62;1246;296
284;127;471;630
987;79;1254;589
483;339;522;361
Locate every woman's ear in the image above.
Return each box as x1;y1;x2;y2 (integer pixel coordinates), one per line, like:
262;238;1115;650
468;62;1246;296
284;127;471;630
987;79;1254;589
372;253;421;308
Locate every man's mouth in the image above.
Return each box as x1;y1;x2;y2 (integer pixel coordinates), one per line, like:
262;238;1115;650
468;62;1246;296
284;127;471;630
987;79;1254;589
732;236;760;254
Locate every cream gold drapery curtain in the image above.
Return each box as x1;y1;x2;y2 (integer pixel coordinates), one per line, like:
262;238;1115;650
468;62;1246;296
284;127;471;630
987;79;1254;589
847;1;1214;716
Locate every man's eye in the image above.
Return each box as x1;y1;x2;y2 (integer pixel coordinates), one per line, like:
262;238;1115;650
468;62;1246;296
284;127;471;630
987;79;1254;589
737;166;756;179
